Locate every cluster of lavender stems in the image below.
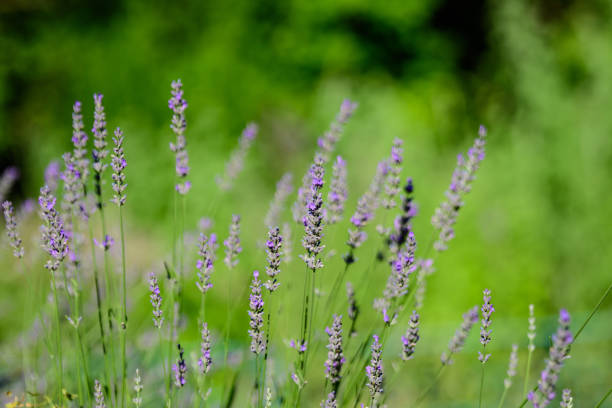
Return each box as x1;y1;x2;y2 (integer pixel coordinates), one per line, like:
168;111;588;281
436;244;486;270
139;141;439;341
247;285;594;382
5;82;611;408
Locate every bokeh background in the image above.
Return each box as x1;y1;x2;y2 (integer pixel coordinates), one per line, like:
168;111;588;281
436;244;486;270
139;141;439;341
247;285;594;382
1;0;611;406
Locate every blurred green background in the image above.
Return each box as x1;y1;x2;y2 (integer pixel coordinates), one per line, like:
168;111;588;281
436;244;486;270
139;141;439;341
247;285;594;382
1;0;611;406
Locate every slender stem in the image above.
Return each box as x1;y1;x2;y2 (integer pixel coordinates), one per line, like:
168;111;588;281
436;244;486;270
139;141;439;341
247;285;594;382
119;206;128;408
497;387;509;408
49;270;63;405
76;327;92;407
414;365;446;407
479;360;486;408
595;388;612;408
522;348;533;399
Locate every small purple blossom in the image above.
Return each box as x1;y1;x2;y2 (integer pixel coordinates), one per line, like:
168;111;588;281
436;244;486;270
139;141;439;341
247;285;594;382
388;178;416;258
264;227;283;292
216;123;258;191
401;311;420;361
224;215;241;269
560;389;573;408
478;289;495;364
326;156;348;224
196;233;217;294
528;309;572;408
94;379;106;408
169;79;190;195
92;93;109;174
148;272;163;329
172;343;187;387
321;391;337;408
71;101;89;187
324;314;344;386
111;127;127;206
265;172;293;228
300;155;325;271
3;201;24;258
61;153;83;213
248;270;265;354
94;234;114;251
441;306;479;365
198;322;212;374
432;125;486;252
289;339;308;353
365;334;384;402
39;185;69;271
378;231;417;310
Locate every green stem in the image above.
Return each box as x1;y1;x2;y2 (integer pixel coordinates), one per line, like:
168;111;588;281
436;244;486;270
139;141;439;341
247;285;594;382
479;359;486;408
119;206;128;408
497;387;509;408
50;270;64;405
595;388;612;408
414;365;446;407
522;348;533;399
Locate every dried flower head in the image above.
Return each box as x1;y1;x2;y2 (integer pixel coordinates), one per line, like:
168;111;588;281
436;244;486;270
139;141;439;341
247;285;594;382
132;369;143;407
528;304;536;352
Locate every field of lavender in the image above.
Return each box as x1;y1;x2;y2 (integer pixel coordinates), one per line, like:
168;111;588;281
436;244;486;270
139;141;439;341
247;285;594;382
2;0;612;407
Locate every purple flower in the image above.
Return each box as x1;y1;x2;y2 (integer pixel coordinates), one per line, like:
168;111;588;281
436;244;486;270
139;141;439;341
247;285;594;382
479;289;495;364
441;306;479;365
94;379;106;408
264;173;293;228
39;186;69;271
504;344;519;389
365;334;384;402
378;231;417;311
264;227;283;292
92;93;109;174
388;178;416;258
300;155;325;271
324;314;344;386
346;159;389;252
223;215;241;269
292;99;357;223
195;233;217;294
528;309;572;408
3;201;23;258
111;127;127;206
381;138;403;209
44;161;60;194
432;125;486;252
94;234;114;251
215;123;258;191
248;270;265;354
288;339;308;353
198;322;212;374
61;153;83;212
401;311;420;361
148;272;163;329
71;101;89;187
346;282;359;326
321;391;337;408
326;156;348;224
169;79;190;195
0;166;19;202
172;343;187;387
560;389;573;408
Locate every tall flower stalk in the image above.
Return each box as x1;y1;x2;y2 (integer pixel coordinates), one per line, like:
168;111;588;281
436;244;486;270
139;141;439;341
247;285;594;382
479;289;495;408
497;344;518;408
365;334;384;407
111;126;129;408
523;304;536;397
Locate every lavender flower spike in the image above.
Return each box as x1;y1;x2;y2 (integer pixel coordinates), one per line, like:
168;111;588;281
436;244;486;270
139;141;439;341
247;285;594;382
326;156;348;224
44;161;60;194
365;334;384;403
479;289;495;364
324;314;344;386
265;172;293;228
148;272;163;329
132;369;143;407
71;101;89;185
168;79;191;195
111;127;127;206
432;125;486;252
216;123;258;191
3;201;24;258
198;322;212;374
560;389;573;408
300;155;325;271
528;309;572;408
173;343;187;387
94;379;106;408
248;270;265;354
321;391;338;408
346;159;389;252
528;304;536;352
504;344;518;389
224;215;241;269
61;153;83;213
264;226;283;292
401;311;420;361
441;306;479;365
195;233;216;293
381;138;403;209
39;185;69;271
92;93;108;175
0;166;19;202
